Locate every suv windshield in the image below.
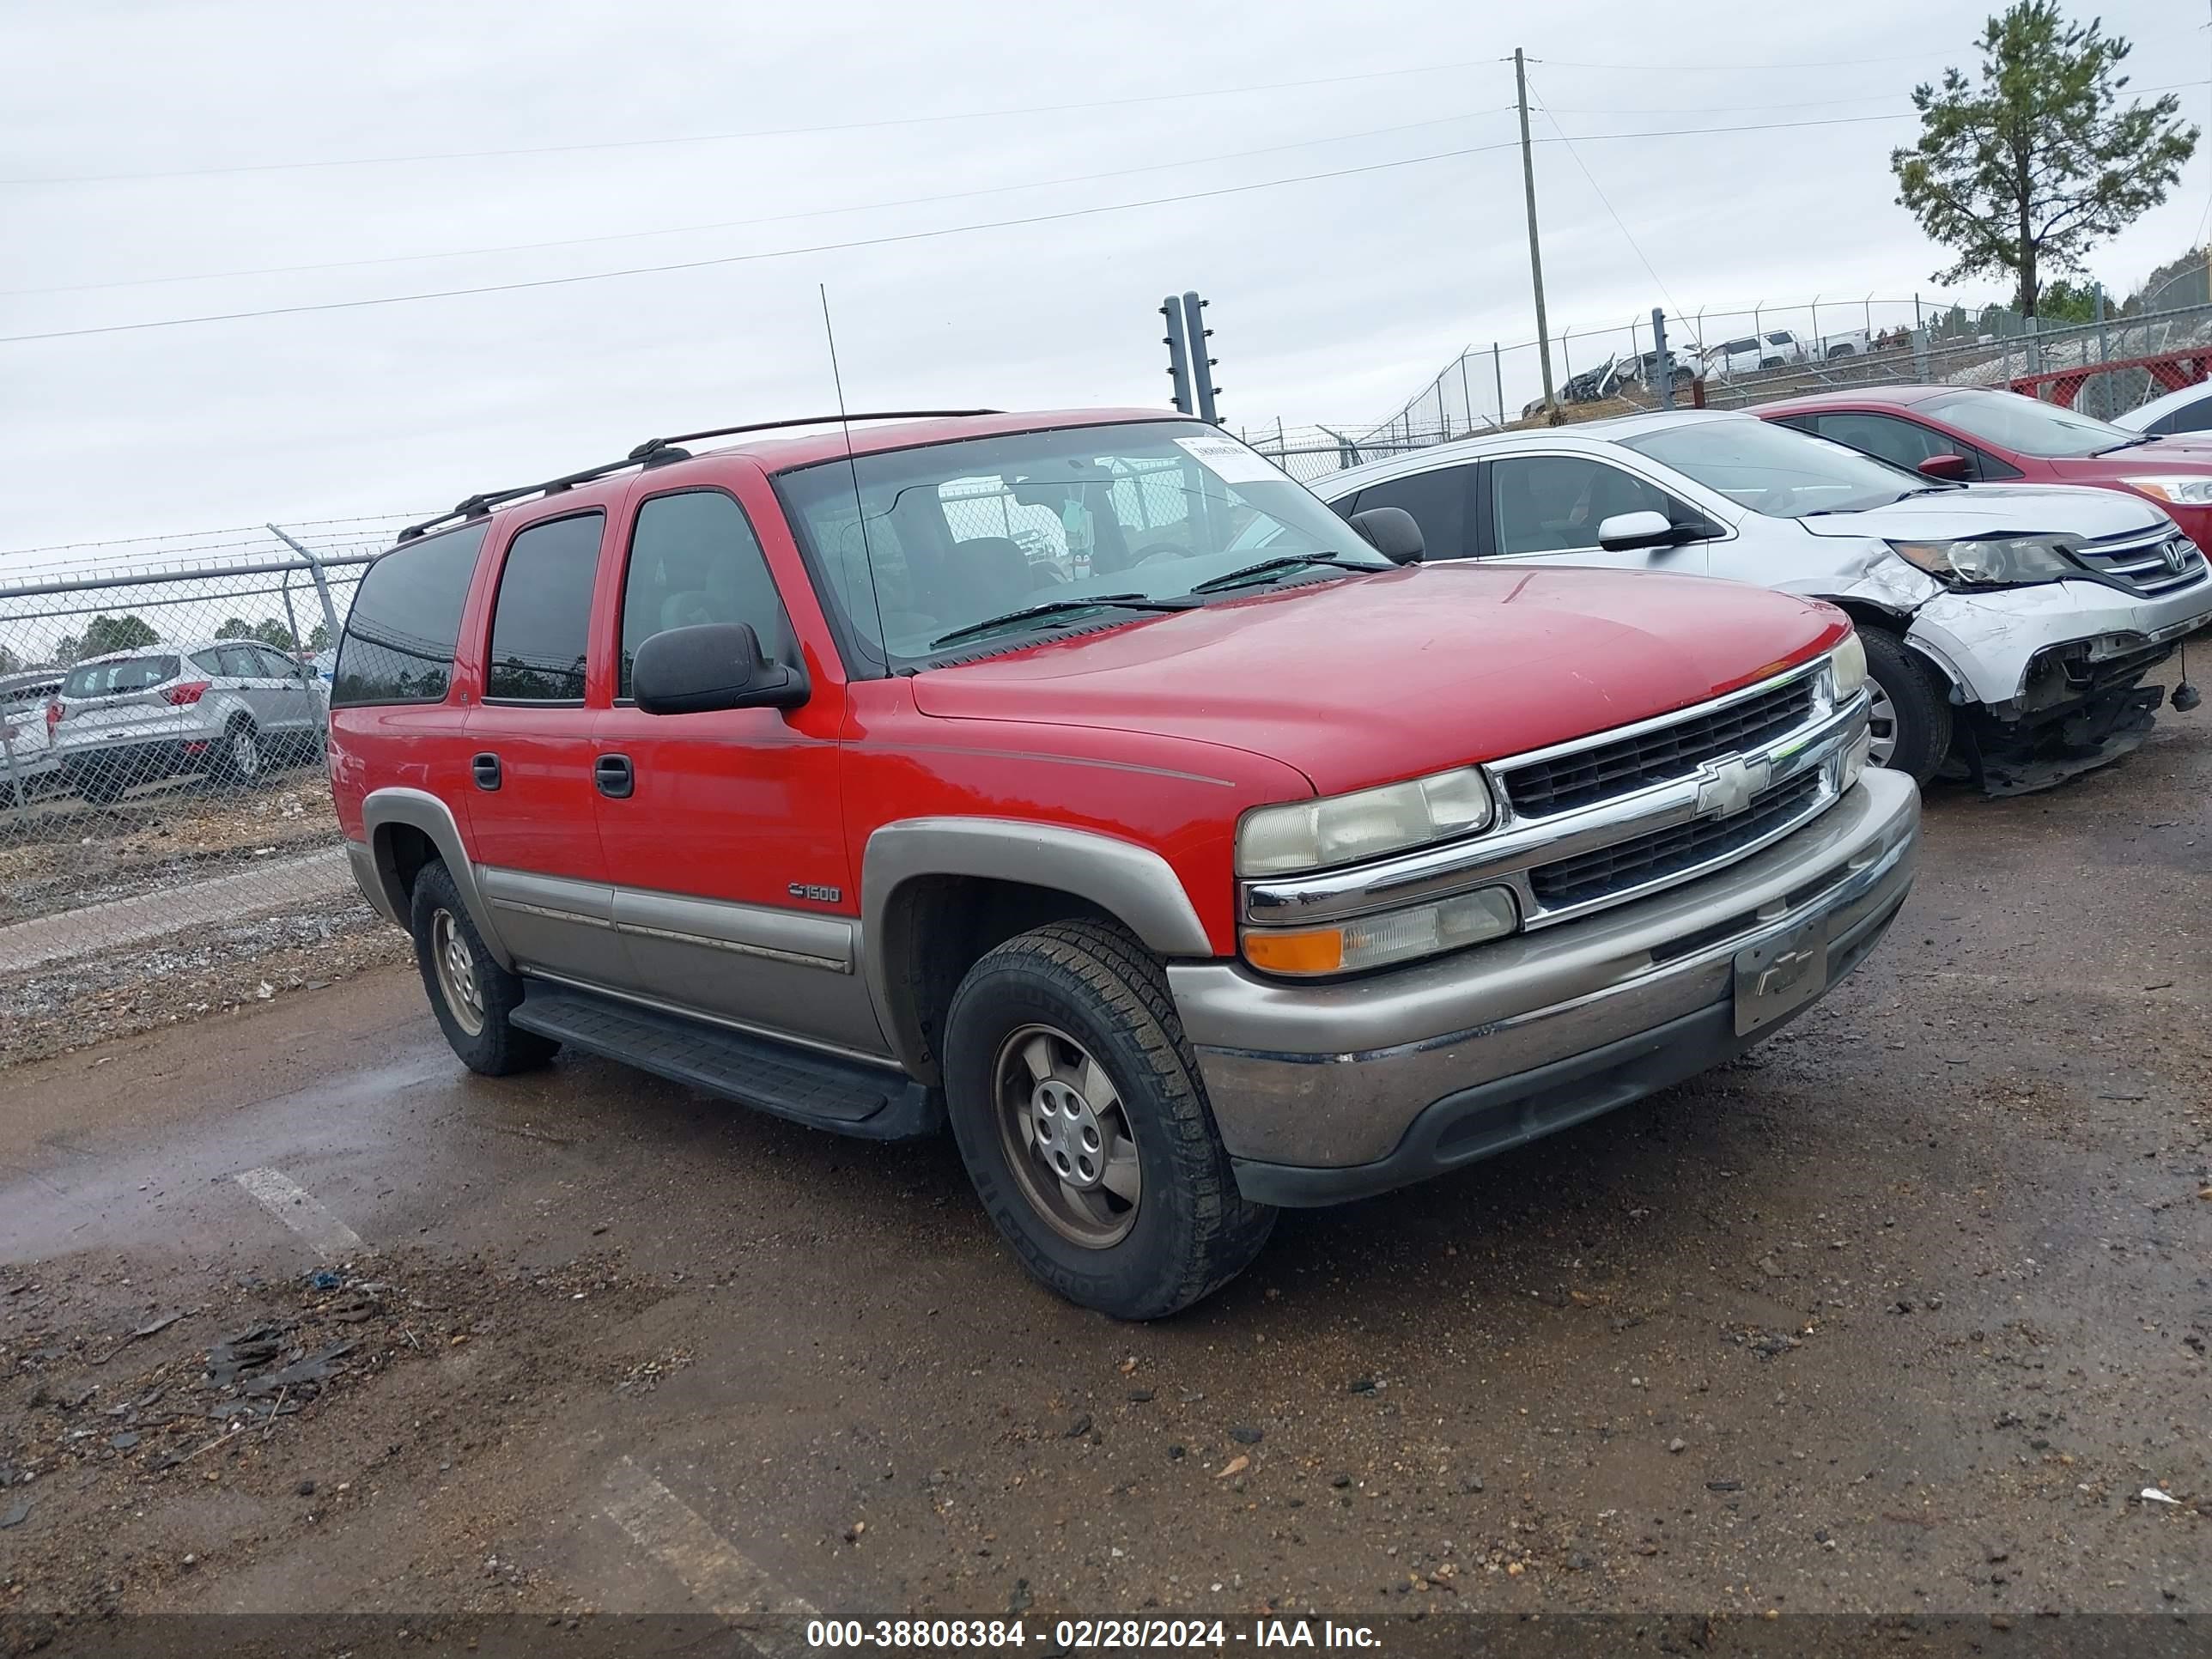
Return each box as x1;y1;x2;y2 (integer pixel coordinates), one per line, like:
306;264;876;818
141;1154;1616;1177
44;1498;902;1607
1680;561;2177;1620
776;421;1376;665
1919;388;2142;458
1620;418;1924;519
62;654;180;698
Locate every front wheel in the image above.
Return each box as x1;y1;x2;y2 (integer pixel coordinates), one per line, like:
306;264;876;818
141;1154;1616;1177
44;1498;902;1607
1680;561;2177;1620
942;921;1275;1320
1860;628;1952;783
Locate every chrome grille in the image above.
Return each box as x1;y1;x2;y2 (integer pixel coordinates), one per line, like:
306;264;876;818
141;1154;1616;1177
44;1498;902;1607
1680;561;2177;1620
1241;660;1862;950
1528;772;1823;909
2071;526;2209;597
1500;674;1817;817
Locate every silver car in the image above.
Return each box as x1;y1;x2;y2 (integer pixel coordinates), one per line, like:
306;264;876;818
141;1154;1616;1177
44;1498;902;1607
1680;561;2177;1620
1322;411;2212;793
0;668;65;797
50;639;326;804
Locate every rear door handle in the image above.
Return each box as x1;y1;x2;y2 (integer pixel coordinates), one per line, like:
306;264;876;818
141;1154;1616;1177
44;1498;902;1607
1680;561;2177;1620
471;752;501;792
594;753;635;799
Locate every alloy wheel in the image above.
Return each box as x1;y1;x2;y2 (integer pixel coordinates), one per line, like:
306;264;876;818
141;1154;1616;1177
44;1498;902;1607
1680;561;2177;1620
993;1022;1142;1249
430;908;486;1036
1865;681;1899;767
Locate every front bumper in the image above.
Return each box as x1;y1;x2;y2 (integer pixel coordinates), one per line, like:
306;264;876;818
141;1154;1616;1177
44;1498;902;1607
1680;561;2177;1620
1170;768;1919;1206
1904;575;2212;708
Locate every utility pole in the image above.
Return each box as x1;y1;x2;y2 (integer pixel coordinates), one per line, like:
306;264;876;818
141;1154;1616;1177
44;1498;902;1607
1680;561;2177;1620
1515;48;1558;422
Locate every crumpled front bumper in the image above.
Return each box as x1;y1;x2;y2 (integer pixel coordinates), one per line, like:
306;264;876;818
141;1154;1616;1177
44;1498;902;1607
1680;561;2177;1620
1904;575;2212;709
1170;769;1920;1206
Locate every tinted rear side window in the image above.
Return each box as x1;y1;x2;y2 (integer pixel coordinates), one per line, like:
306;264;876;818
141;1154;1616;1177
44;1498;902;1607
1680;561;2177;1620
333;524;489;708
63;654;179;697
485;513;604;702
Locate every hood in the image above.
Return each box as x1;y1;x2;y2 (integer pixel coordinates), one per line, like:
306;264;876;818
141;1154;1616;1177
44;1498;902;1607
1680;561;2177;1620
2036;437;2212;481
910;565;1845;798
1795;481;2170;542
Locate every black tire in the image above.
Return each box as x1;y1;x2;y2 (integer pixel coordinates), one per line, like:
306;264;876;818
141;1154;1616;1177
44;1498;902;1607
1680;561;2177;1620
409;860;558;1076
942;920;1276;1320
1860;628;1952;784
214;718;264;787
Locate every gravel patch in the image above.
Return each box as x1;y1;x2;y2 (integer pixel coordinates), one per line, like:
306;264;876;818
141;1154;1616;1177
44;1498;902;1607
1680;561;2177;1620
0;900;408;1067
0;771;337;927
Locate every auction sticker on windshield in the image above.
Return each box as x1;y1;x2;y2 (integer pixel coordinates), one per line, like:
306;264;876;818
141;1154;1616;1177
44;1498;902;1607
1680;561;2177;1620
1175;434;1282;484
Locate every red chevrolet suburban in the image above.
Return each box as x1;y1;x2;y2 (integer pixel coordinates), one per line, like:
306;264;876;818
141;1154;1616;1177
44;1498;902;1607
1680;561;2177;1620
331;409;1919;1318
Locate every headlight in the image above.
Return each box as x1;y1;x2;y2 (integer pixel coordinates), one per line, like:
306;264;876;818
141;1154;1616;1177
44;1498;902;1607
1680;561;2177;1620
1237;766;1494;876
1887;536;2079;586
1828;631;1867;701
2121;476;2212;507
1243;887;1518;976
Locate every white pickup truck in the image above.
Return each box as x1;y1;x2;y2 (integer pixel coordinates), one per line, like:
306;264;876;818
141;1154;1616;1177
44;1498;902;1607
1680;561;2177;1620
1705;328;1870;377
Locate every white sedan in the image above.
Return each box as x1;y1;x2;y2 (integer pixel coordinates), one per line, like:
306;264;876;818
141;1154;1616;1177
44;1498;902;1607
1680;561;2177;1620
2114;380;2212;439
1320;412;2212;793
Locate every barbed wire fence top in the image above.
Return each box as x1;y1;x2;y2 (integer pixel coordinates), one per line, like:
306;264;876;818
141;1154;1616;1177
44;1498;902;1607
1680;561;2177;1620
0;519;416;980
1245;290;2212;479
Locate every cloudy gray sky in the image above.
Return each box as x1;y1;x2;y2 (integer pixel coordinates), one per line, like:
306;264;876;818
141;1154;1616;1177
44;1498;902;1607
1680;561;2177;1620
2;0;2207;552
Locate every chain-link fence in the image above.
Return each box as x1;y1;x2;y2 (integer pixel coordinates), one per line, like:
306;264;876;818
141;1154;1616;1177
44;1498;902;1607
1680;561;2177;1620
0;521;410;981
1266;291;2212;489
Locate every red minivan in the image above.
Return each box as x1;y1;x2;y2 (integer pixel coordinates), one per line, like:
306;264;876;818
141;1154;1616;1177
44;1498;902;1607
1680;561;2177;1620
329;409;1918;1317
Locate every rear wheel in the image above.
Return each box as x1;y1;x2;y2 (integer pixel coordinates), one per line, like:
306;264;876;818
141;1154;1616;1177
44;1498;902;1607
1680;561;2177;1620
1860;628;1952;783
410;860;557;1075
216;720;264;787
942;920;1275;1320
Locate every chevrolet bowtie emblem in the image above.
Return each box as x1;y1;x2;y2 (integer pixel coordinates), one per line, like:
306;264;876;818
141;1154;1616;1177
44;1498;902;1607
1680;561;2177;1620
1695;754;1771;820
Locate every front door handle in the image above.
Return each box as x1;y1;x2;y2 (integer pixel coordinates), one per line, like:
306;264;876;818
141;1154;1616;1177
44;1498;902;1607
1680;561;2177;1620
471;752;501;791
594;753;635;799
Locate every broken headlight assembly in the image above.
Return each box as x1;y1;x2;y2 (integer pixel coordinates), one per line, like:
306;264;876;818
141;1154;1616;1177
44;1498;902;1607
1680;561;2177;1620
1886;535;2079;586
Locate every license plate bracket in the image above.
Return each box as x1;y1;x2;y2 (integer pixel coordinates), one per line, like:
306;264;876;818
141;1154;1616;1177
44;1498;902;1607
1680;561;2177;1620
1733;918;1828;1037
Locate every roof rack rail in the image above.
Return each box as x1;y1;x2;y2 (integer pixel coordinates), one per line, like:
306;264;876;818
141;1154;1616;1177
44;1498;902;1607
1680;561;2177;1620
395;410;1002;543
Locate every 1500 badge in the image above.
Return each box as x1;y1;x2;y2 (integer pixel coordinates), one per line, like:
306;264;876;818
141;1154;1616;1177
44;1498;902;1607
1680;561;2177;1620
787;883;842;903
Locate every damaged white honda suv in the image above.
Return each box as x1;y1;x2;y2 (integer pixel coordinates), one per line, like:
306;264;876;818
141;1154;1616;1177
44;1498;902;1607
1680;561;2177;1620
1322;411;2211;792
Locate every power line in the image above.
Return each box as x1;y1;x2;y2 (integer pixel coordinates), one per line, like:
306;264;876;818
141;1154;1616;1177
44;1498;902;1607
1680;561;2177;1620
2;109;1515;300
1531;52;1943;70
1528;79;1688;335
0;139;1522;344
0;112;1937;347
0;58;1510;187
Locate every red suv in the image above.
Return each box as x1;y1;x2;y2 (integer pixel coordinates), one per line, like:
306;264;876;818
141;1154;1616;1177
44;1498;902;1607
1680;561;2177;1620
1758;385;2212;551
330;410;1919;1317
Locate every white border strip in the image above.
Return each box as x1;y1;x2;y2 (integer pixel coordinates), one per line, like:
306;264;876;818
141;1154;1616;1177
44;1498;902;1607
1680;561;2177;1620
234;1166;368;1257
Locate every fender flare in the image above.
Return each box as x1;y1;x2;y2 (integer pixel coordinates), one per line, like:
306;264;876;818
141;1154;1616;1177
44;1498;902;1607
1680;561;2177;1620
1810;594;1971;700
860;817;1213;1079
359;787;512;966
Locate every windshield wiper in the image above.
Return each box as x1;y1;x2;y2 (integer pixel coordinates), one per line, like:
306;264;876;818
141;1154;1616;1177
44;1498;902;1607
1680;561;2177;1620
928;593;1196;650
1188;551;1391;594
2094;435;2155;454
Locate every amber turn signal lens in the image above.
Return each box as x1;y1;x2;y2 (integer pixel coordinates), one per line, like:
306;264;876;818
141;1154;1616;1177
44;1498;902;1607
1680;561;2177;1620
1240;929;1346;975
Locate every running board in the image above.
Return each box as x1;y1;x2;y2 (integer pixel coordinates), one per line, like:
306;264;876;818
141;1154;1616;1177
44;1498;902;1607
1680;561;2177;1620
511;986;941;1141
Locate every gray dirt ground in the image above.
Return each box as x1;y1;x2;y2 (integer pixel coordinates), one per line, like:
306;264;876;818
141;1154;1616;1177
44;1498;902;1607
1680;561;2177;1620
1;702;2207;1650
